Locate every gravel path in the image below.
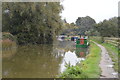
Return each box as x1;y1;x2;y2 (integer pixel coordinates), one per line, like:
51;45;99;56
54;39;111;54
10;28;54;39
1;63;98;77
93;41;118;78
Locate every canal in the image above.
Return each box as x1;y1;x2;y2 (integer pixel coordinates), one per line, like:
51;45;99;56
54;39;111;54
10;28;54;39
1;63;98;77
2;40;89;78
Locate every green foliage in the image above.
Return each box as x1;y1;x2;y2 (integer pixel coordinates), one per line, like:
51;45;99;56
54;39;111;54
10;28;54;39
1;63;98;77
118;17;120;38
94;17;118;37
59;42;101;78
61;16;96;36
62;23;79;35
90;36;118;72
75;16;96;35
79;42;101;78
60;65;88;78
2;32;16;41
2;2;63;45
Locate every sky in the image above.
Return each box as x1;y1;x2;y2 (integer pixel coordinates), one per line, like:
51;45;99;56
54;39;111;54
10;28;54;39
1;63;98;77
61;0;120;23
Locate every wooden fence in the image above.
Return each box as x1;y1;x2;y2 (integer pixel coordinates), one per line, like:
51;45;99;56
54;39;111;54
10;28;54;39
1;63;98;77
104;37;120;47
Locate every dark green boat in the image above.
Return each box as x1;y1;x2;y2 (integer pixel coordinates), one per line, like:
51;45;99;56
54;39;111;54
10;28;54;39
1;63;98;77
76;37;90;48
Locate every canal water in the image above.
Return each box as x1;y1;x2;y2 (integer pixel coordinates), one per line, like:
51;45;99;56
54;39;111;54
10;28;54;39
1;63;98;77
2;40;89;78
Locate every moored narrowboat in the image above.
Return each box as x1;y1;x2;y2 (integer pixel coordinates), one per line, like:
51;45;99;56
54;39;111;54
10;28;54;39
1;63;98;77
76;36;90;48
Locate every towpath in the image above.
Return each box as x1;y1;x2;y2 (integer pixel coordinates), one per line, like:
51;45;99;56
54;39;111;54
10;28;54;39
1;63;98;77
93;41;118;78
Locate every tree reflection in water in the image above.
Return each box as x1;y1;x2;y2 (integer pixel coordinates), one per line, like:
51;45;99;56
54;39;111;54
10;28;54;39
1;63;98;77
3;41;89;78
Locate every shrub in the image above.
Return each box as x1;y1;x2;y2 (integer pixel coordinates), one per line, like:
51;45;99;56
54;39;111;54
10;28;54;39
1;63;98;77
2;32;16;50
2;32;16;41
60;64;88;78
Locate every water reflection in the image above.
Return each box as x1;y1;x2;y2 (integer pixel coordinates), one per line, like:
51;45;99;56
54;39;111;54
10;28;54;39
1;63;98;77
75;48;89;58
3;44;63;78
3;41;89;78
60;51;85;73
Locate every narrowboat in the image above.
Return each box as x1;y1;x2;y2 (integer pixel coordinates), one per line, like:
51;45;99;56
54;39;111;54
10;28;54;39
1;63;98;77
76;37;90;48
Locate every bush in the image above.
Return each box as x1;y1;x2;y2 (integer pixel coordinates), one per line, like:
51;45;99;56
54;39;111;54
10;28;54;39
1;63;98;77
60;64;88;78
2;32;16;41
2;32;16;50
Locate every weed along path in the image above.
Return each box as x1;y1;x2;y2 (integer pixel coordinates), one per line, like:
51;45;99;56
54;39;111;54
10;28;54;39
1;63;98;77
93;41;118;78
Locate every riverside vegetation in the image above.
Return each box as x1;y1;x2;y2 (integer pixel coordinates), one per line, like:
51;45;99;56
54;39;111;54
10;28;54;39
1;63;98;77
2;2;119;78
60;42;101;78
2;32;17;58
90;36;118;72
2;32;16;50
2;2;63;45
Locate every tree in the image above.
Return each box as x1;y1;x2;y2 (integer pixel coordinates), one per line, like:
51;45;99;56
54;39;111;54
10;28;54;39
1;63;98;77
75;16;96;35
2;2;63;45
94;17;118;42
94;17;118;37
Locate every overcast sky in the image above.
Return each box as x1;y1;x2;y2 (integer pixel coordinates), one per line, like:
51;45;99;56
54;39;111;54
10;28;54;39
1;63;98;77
61;0;119;23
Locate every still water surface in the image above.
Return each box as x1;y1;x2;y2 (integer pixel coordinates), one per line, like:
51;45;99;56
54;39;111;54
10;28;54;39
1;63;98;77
2;41;88;78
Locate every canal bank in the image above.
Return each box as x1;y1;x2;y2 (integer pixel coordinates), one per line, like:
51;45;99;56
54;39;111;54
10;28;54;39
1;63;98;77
90;36;118;76
3;37;117;78
93;41;118;78
59;41;101;78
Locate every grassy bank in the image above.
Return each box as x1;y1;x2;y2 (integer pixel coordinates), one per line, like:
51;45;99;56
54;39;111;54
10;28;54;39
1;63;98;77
90;36;118;72
79;42;101;78
60;41;101;78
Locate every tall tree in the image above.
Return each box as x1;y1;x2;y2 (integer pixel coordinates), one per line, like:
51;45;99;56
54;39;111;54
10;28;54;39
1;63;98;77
75;16;96;35
94;17;118;37
2;2;63;44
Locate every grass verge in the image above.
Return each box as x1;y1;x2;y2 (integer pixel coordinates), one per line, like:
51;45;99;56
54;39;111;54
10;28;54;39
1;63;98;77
59;41;101;78
90;36;118;72
79;42;101;78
